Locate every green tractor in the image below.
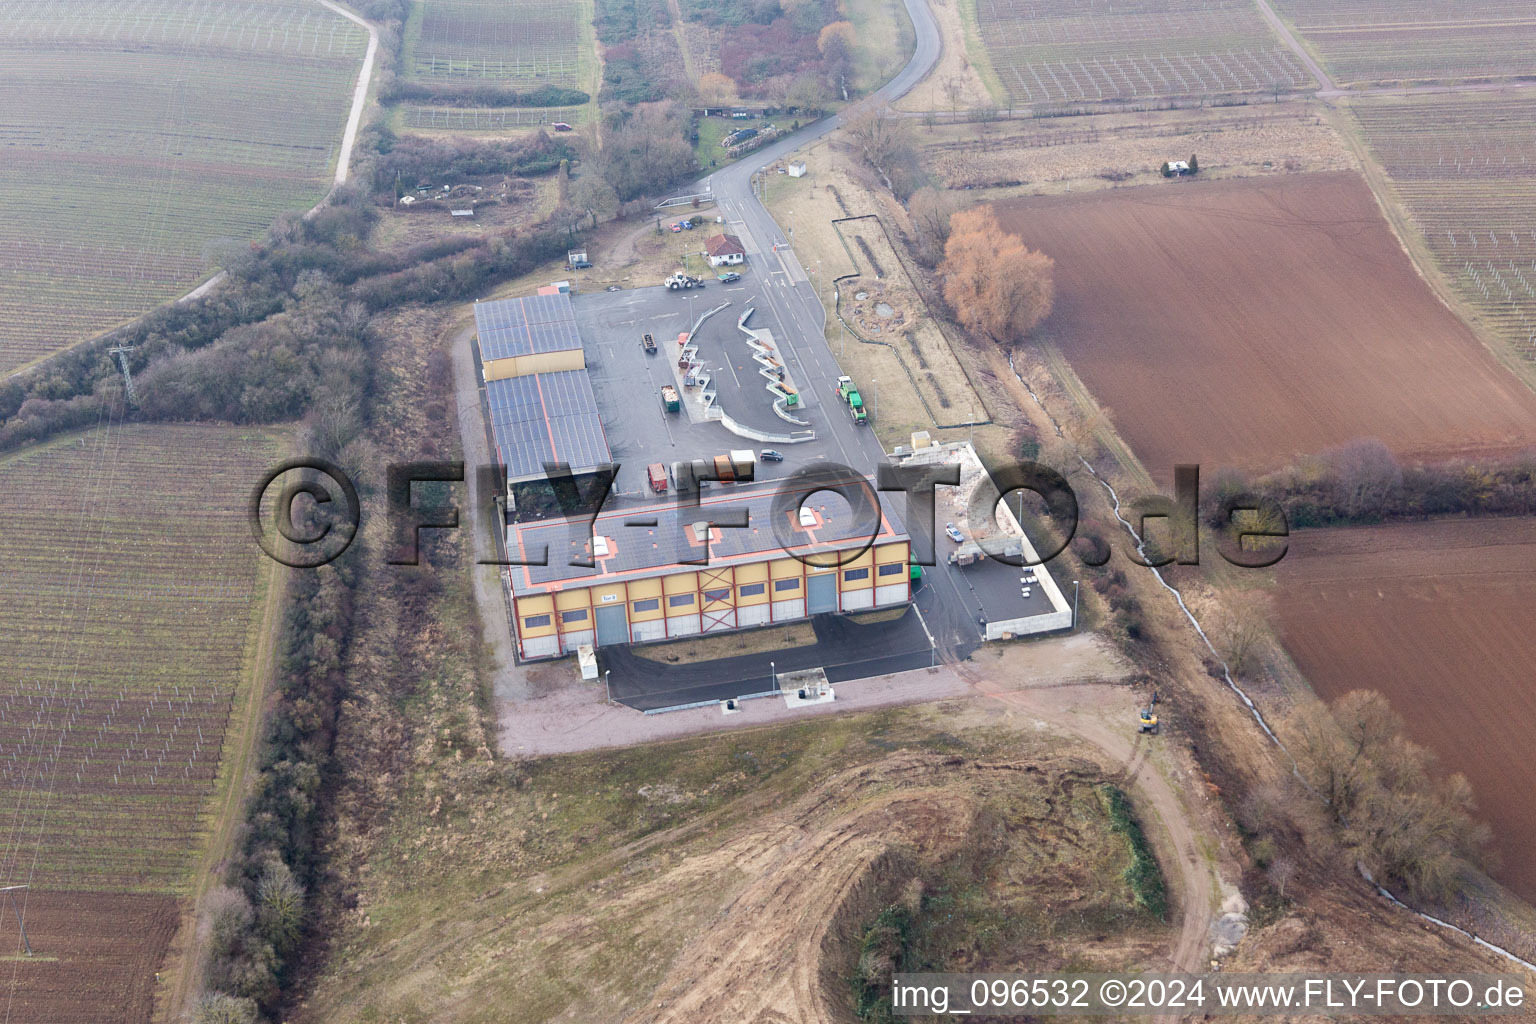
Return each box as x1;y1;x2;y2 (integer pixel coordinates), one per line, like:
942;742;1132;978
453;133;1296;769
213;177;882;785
835;375;867;424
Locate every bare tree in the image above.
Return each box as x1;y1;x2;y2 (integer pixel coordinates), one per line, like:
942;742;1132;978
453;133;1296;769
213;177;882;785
697;71;737;105
571;174;619;228
941;75;966;122
844;105;910;191
1214;589;1272;677
593;101;696;202
192;995;259;1024
1327;439;1402;518
1293;690;1492;902
1267;855;1297;898
908;187;958;266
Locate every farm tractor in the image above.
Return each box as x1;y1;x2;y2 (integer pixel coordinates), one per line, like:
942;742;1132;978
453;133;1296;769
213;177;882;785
834;375;867;424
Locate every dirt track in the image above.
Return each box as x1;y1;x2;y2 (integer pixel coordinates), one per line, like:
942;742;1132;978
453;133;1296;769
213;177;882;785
498;636;1227;1014
999;172;1536;480
956;667;1220;982
1272;517;1536;901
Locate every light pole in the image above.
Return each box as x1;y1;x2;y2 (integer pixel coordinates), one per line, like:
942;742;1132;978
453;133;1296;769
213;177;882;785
1072;581;1080;630
604;669;612;704
771;660;777;693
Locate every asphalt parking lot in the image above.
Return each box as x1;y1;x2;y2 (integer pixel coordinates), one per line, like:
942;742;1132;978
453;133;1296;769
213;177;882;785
603;608;947;711
572;280;873;507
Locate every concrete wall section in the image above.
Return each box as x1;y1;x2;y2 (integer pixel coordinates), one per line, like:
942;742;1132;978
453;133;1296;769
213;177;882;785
666;613;701;637
986;608;1073;640
520;633;560;660
841;587;874;611
559;627;594;654
737;603;771;628
771;597;806;620
631;619;667;643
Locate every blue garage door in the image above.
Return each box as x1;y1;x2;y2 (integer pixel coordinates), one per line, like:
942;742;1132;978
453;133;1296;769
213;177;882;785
594;604;628;646
807;572;837;614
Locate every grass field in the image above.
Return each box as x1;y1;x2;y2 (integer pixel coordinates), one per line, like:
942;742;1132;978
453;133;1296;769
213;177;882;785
997;172;1536;479
1349;93;1536;364
1270;518;1536;902
0;423;278;1020
0;0;367;376
1271;0;1536;85
971;0;1313;106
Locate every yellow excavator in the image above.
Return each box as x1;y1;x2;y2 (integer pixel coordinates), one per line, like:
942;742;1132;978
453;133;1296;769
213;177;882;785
1138;692;1160;734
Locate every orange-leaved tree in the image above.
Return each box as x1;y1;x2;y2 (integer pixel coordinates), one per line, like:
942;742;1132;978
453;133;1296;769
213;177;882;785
698;72;738;105
940;206;1054;346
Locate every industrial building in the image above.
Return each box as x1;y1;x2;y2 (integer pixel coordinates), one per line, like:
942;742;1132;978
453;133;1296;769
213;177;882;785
505;484;913;660
474;292;611;487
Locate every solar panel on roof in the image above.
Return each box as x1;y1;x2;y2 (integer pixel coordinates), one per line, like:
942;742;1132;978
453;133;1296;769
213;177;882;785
474;293;582;362
485;370;611;482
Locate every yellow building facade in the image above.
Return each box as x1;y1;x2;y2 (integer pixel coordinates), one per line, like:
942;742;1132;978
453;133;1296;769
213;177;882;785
511;539;912;660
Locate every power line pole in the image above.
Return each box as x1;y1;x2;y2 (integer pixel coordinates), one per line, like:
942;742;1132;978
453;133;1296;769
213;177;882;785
1;885;32;955
108;345;137;407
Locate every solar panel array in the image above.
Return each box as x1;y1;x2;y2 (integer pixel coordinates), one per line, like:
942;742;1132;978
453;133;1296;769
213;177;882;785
486;370;611;481
474;292;583;361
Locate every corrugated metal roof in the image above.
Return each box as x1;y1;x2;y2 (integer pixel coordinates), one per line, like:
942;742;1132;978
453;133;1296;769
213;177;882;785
487;370;611;481
475;293;583;361
507;483;908;594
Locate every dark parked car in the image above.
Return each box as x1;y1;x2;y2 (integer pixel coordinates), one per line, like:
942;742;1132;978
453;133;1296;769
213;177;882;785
759;449;784;461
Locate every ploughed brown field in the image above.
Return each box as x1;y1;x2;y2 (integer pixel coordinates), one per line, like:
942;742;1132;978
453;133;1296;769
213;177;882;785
0;892;177;1023
999;172;1536;478
1270;517;1536;901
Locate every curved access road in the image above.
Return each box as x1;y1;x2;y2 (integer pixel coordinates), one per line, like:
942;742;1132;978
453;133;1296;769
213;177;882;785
679;0;998;651
318;0;380;188
698;0;939;282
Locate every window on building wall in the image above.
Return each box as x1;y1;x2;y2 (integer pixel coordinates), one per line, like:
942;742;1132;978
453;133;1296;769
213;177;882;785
632;598;660;612
523;614;551;628
878;563;905;577
738;582;766;597
668;593;695;608
703;588;731;602
560;609;588;623
843;567;870;582
774;578;801;592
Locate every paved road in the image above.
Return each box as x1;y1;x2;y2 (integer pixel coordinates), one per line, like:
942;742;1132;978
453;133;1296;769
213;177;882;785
673;0;994;651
